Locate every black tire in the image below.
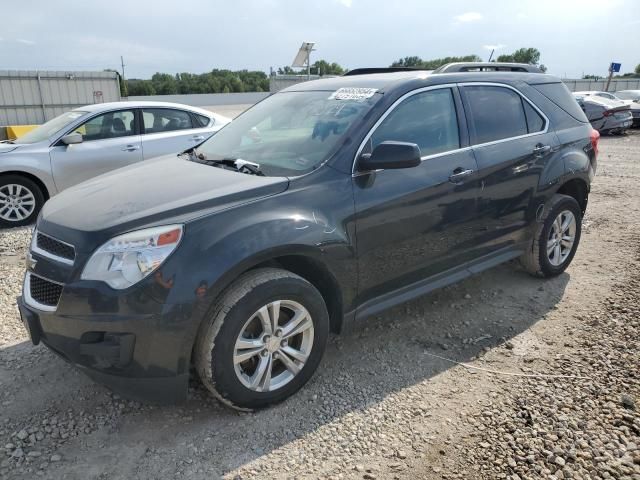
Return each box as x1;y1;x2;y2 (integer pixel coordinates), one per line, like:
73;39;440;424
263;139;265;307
0;175;45;228
194;268;329;410
521;194;582;278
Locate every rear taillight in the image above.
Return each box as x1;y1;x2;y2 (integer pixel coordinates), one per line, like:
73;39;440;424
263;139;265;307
590;129;600;156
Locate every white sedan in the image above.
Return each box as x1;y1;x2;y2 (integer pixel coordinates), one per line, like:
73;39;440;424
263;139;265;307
0;101;230;226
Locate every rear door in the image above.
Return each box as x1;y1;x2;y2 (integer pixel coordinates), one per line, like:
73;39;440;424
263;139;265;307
353;86;481;306
459;83;558;255
49;108;142;191
140;108;213;159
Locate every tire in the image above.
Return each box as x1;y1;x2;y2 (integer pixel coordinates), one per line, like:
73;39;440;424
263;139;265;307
521;194;582;278
194;268;329;410
0;175;45;227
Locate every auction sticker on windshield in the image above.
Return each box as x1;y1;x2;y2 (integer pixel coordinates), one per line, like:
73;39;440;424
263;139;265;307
329;88;378;101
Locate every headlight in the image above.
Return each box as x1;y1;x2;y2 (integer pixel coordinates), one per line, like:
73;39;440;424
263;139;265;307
81;225;183;289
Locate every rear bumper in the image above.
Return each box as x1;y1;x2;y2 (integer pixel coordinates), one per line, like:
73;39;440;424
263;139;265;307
17;296;190;403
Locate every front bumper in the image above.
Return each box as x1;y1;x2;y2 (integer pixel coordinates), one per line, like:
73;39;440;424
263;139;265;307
17;295;190;403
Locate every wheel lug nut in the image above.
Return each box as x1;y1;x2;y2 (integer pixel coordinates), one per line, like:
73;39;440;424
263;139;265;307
261;350;268;357
275;329;283;337
280;340;287;347
273;352;279;359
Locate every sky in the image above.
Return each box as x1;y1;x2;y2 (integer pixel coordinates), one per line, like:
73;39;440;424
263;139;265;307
1;0;639;79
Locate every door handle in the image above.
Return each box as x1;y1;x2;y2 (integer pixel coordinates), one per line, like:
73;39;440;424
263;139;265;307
121;145;140;152
191;136;205;142
533;144;551;155
449;168;474;183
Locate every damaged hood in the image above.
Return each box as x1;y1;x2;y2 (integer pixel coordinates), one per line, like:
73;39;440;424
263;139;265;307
39;155;289;250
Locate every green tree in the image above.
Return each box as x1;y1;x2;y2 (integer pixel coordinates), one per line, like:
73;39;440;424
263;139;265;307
390;55;482;69
310;60;345;76
635;64;640;75
496;47;541;65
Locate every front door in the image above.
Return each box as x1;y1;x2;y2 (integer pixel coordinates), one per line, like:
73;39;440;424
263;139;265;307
353;86;480;307
50;109;142;191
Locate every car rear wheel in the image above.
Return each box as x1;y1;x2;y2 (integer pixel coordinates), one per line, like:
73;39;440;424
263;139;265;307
0;175;45;227
194;268;329;410
521;194;582;278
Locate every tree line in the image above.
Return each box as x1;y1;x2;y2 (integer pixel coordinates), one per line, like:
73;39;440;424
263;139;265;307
123;48;581;96
126;70;270;96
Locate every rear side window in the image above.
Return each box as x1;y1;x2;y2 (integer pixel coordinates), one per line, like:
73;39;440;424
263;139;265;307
463;86;528;144
371;88;460;156
142;108;194;134
531;83;589;123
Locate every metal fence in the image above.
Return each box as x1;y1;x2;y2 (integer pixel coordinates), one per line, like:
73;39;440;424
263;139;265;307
562;78;640;92
0;70;121;125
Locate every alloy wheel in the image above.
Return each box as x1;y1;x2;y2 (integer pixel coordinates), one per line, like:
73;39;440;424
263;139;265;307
233;300;314;392
547;210;576;266
0;184;36;222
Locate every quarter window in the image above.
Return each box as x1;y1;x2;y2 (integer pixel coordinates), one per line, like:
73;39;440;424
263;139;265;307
73;110;136;141
142;109;194;134
523;101;545;133
370;88;460;156
464;86;535;144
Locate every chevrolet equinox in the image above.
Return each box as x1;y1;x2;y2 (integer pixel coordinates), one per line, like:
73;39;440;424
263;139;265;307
18;66;598;410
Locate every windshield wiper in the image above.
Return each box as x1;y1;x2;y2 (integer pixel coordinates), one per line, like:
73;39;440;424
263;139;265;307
0;140;15;144
185;150;264;176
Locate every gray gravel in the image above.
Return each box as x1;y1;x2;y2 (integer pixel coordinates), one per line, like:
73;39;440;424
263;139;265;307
0;132;639;480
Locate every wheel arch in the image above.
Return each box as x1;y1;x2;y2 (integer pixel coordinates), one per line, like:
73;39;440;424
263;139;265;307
555;177;589;214
0;170;50;201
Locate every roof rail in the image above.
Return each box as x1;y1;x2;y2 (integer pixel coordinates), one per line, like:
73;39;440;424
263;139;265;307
433;62;543;73
343;67;427;76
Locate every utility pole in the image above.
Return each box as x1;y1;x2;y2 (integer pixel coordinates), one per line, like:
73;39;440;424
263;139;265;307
120;56;128;98
488;49;495;62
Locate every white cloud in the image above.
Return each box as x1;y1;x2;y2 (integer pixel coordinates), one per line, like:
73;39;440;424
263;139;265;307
16;39;36;45
483;44;505;51
453;12;483;23
338;0;352;7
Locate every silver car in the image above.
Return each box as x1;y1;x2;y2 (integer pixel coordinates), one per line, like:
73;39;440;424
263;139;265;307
0;101;230;226
573;94;633;135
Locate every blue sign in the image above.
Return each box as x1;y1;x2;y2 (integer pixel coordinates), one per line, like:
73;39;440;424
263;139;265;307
610;62;621;73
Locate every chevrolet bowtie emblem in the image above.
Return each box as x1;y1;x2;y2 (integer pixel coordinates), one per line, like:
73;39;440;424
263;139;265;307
26;252;37;271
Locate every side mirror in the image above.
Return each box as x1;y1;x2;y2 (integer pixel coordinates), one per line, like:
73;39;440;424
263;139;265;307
61;133;83;145
358;141;421;171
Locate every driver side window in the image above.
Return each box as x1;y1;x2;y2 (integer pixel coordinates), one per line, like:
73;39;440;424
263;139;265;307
371;88;460;157
73;110;136;141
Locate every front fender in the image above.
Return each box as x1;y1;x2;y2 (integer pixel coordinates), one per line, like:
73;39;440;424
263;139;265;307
155;167;357;357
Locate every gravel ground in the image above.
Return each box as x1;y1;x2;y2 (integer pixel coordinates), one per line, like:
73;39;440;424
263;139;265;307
0;132;639;480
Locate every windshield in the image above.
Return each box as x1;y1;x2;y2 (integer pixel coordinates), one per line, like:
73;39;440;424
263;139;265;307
195;90;381;176
14;110;88;144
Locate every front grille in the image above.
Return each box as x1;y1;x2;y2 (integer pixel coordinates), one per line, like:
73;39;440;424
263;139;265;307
36;232;75;262
29;274;63;307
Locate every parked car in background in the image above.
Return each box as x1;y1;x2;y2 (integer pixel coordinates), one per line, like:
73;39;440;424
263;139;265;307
0;102;230;226
614;90;640;126
18;66;597;409
615;90;640;102
573;90;631;104
573;94;633;134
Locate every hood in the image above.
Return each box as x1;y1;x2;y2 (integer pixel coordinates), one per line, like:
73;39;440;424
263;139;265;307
39;155;289;250
0;143;20;154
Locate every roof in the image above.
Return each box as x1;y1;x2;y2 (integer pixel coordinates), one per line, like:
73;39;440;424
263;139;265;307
282;70;563;95
433;62;543;73
74;101;222;119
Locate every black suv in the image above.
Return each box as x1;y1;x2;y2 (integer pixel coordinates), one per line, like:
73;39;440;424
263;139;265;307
18;66;597;409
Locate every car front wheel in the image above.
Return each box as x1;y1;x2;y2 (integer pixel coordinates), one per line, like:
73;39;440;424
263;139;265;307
194;268;329;410
0;175;45;228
